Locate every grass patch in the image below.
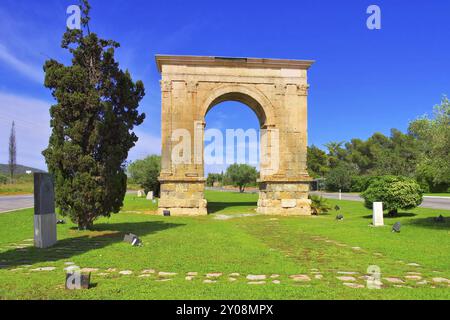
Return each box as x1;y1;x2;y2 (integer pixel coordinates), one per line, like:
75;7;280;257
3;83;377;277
0;191;448;300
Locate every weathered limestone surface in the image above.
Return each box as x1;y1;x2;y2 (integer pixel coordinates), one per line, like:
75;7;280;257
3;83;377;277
156;55;314;216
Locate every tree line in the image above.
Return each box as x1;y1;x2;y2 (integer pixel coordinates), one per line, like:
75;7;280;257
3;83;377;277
307;97;449;193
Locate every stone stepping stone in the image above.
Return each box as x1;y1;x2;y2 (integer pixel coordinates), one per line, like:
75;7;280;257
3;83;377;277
351;247;361;251
185;276;194;281
158;272;177;277
138;274;151;278
229;273;240;277
290;274;311;282
384;277;404;284
270;274;280;278
343;282;364;289
31;267;56;272
417;280;428;285
405;275;422;280
203;279;216;284
228;277;237;282
119;270;133;275
315;274;323;280
432;277;450;284
106;268;117;272
142;269;156;274
246;275;266;281
337;276;356;282
206;272;222;278
248;281;265;285
186;272;198;276
407;263;421;267
406;272;421;275
272;280;281;284
80;268;98;273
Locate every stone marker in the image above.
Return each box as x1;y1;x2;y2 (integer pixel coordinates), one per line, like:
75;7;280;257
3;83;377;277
146;191;154;200
137;190;145;198
372;202;384;227
33;173;57;248
123;233;141;246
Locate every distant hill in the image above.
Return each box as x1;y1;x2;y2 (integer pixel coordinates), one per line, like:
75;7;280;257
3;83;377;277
0;164;46;175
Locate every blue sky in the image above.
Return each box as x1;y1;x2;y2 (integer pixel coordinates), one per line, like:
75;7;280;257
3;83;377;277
0;0;449;172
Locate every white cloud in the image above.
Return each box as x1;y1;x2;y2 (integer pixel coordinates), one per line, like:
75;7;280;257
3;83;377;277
0;44;44;84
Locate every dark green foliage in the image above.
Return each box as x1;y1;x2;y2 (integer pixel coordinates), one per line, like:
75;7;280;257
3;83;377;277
324;162;357;192
206;173;223;187
309;195;331;215
307;145;329;178
225;164;258;192
0;173;7;184
361;176;423;215
350;175;374;192
127;155;161;196
42;0;145;229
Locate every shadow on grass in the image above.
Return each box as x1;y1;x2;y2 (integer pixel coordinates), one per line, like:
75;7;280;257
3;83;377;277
0;221;184;269
207;202;257;214
362;212;417;219
408;216;450;230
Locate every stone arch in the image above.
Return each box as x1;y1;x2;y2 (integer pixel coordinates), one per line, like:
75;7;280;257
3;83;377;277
156;55;314;217
200;84;275;127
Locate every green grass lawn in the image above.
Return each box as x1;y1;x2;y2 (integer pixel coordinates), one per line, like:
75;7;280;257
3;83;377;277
425;193;450;197
0;190;449;300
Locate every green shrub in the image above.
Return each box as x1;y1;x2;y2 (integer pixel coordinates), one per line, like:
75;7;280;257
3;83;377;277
127;155;161;196
309;195;331;215
0;174;7;184
350;175;374;192
325;163;357;192
361;175;423;215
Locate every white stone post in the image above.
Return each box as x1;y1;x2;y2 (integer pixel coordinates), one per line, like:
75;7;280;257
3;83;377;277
372;202;384;227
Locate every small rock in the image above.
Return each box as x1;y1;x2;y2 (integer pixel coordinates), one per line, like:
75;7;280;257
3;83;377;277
203;279;216;284
185;276;194;281
405;275;422;280
246;274;266;281
432;277;450;284
80;268;98;273
315;274;323;280
119;270;133;275
343;282;364;288
142;269;156;274
272;280;281;284
337;276;356;282
407;263;421;267
384;277;404;284
206;272;222;278
290;274;311;282
229;273;240;277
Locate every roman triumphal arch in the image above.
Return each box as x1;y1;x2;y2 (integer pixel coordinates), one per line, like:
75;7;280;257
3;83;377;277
156;55;314;216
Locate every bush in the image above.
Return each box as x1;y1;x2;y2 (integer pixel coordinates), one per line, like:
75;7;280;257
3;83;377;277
325;163;357;192
309;195;331;215
0;174;7;184
127;155;161;196
361;175;423;215
225;164;258;192
350;175;374;192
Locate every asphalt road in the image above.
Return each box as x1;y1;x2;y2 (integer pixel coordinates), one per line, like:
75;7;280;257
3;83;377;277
1;192;449;213
0;195;34;213
310;192;450;210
